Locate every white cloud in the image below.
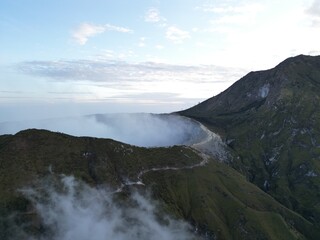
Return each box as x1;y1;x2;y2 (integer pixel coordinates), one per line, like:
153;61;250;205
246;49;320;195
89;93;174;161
144;8;167;27
311;19;320;27
104;23;132;33
306;0;320;16
15;175;196;240
199;2;263;14
196;1;264;32
145;8;163;23
96;49;115;59
72;23;132;45
139;37;146;47
166;26;190;44
306;0;320;27
206;2;264;26
72;23;105;45
191;1;320;70
145;8;189;44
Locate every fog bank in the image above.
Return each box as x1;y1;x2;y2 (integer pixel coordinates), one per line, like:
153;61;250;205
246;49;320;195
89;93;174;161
0;113;207;147
13;175;196;240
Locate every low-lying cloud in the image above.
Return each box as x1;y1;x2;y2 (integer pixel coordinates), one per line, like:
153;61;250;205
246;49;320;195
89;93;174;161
0;113;207;147
13;175;196;240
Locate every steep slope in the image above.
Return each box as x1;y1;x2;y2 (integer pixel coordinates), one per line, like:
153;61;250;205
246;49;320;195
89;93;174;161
180;54;320;224
0;129;202;239
144;161;318;240
1;129;319;239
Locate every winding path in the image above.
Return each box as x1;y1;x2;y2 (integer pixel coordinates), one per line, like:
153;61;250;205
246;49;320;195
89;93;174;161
115;120;227;192
115;152;209;192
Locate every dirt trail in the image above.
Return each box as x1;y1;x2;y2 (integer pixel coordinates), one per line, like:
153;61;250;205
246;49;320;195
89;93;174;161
115;154;209;192
115;121;227;192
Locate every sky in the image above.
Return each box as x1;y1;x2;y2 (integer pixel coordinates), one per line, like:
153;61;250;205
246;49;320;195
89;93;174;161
1;0;320;122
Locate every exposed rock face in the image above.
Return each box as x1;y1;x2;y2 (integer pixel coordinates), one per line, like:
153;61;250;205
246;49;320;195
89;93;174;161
180;54;320;224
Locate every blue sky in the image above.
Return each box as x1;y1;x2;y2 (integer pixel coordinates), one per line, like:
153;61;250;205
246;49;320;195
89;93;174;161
1;0;320;121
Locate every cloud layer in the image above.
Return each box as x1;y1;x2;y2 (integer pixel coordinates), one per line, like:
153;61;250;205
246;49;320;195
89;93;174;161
0;113;208;147
13;175;196;240
306;0;320;27
144;7;190;44
17;59;243;84
11;58;245;110
307;0;320;16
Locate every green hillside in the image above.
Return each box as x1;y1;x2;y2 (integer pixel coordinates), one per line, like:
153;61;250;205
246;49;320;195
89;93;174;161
1;129;319;239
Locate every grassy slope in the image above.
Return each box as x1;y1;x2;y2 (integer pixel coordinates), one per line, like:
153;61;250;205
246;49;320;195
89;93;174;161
0;129;319;239
143;161;318;239
0;129;201;239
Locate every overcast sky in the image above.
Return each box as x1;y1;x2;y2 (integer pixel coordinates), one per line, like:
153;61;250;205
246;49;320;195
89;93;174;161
1;0;320;121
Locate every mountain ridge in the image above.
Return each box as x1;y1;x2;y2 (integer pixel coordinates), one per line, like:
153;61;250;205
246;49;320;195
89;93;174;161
180;54;320;225
182;54;320;119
